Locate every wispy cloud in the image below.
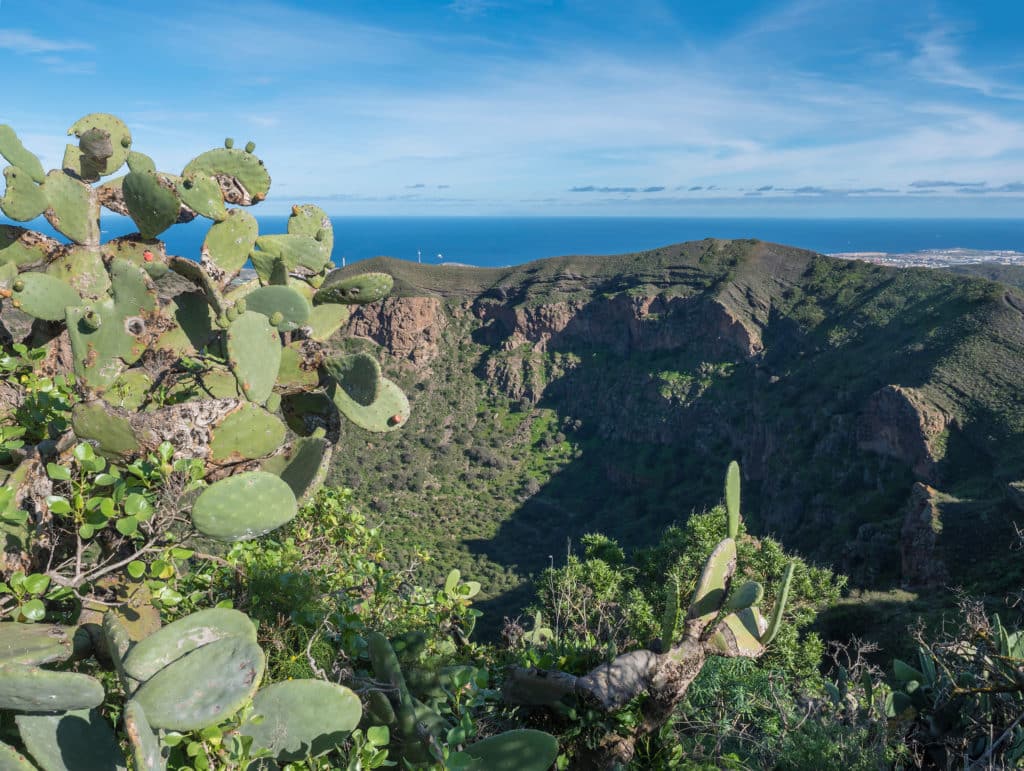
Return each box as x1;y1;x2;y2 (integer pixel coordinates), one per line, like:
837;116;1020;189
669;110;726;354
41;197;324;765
909;179;986;188
0;29;91;54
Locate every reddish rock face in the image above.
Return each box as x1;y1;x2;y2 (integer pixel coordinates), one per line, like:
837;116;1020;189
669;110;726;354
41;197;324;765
900;482;949;588
857;385;951;482
344;296;446;367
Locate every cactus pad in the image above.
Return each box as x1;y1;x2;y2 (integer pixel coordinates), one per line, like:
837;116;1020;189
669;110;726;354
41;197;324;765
182;147;271;204
331;374;409;433
272;435;331;504
0;623;76;667
324;353;380;406
0;166;47;221
190;471;298;542
287;203;333;255
124;700;165;771
66;113;132;178
686;537;736;633
0;125;45;183
759;561;794;646
123;607;257;683
122;169;180;239
177;171;227;221
16;709;127;771
660;574;681;647
463;730;560;771
101;234;168;280
0;664;104;711
0;740;35;770
200;209;258;284
277;342;320;389
725;460;741;539
71;402;140;456
724;581;764;613
132;635;266;731
314;271;393;305
241;680;362;762
305;302;351;341
0;225;58;268
209;404;286;462
367;631;412;707
708;608;766;658
254;233;329;272
9;271;83;320
226;311;281;404
243;285;311;332
168;256;227;316
43;170;97;245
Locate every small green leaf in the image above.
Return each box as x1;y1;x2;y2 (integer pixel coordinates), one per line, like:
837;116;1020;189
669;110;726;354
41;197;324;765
115;516;139;536
46;463;71;481
46;495;71;515
22;573;50;595
127;560;146;579
100;498;116;518
367;726;389;746
94;473;118;486
78;523;95;539
73;442;95;462
21;598;45;621
170;547;194;559
124;493;152;518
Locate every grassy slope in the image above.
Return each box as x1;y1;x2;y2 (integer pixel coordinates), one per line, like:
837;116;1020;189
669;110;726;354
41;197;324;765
329;243;1024;642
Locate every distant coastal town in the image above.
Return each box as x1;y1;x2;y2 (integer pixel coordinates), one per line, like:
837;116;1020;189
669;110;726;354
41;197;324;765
829;248;1024;268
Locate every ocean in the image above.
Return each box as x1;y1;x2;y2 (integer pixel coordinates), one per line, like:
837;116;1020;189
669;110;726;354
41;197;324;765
8;215;1024;268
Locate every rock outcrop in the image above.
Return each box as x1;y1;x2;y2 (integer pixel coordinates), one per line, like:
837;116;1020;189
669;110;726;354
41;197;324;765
857;385;951;481
345;296;446;367
899;482;948;588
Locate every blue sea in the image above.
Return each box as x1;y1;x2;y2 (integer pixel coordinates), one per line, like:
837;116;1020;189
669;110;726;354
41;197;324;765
8;215;1024;267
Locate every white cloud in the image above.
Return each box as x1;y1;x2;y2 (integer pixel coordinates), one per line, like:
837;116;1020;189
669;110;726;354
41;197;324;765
0;29;92;54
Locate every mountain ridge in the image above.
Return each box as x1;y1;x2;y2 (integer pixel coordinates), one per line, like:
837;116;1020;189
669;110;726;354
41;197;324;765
327;239;1024;635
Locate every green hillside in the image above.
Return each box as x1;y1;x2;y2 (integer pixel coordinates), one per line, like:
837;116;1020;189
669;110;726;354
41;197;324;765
328;241;1024;638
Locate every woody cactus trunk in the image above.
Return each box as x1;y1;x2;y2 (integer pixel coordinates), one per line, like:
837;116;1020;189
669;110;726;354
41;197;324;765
502;461;795;769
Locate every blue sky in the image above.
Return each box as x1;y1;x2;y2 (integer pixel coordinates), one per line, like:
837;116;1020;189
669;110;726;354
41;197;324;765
2;0;1024;216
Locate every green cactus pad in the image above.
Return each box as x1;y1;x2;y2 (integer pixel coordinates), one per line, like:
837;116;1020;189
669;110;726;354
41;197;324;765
191;471;298;542
123;169;180;239
0;226;57;268
287;204;333;254
323;353;380;406
281;391;335;436
182;147;271;204
198;366;242;399
725;460;741;539
314;271;393;305
0;664;104;711
43;170;97;245
0;740;35;770
0;125;45;183
0;623;76;667
366;689;396;725
101;609;140;694
463;730;559;771
0;166;47;221
367;631;412;707
67;113;132;177
243;285;311;332
241;680;361;762
708;608;765;658
686;537;737;633
101;235;168;280
66;260;157;391
16;709;127;771
247;248;279;284
177;171;227;221
305;302;351;341
132;635;266;732
331;375;410;433
277;342;320;390
106;370;153;411
273;436;331;504
724;581;764;613
226;311;281;404
123;608;257;683
759;561;794;646
168;257;227;316
46;244;111;300
209;404;286;463
9;271;83;321
71;402;140;456
254;233;329;273
124;701;165;771
201;209;258;284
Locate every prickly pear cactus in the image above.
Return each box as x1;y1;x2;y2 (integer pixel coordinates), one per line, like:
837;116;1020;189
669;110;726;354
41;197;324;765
0;114;404;760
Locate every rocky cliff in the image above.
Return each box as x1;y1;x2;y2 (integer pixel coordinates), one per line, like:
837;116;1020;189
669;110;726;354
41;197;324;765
328;240;1024;617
